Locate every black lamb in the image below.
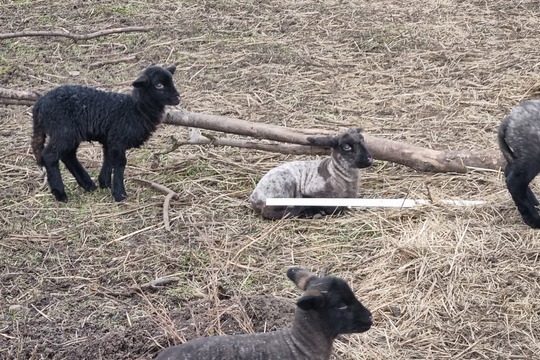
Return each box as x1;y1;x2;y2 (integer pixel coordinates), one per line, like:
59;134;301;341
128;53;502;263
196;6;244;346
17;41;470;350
31;65;180;202
498;99;540;228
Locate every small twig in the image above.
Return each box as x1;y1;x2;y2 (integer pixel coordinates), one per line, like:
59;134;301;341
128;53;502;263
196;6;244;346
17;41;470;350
0;26;152;41
0;99;35;106
100;276;180;298
163;192;176;231
133;276;180;291
133;178;180;231
89;55;138;69
0;332;16;339
30;304;53;321
155;136;185;156
103;224;157;246
133;178;178;197
39;168;47;190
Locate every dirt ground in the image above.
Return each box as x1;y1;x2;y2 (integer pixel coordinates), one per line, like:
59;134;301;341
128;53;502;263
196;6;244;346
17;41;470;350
1;0;540;359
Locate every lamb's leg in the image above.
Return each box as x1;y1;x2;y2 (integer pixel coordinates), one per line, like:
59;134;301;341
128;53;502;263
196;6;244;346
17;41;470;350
505;162;540;228
98;145;112;189
109;148;127;202
505;164;539;206
317;206;346;217
41;144;68;202
61;148;97;192
261;206;289;220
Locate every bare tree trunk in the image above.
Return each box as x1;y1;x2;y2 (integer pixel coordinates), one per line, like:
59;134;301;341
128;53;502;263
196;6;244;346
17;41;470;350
163;111;505;173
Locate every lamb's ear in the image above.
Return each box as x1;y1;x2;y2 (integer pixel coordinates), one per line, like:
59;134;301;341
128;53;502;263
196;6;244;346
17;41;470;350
297;290;324;310
287;267;318;290
352;127;363;134
307;135;338;148
166;65;177;75
132;74;150;88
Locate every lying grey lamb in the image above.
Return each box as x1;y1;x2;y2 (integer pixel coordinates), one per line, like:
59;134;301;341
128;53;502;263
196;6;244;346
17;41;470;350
249;128;373;219
155;267;373;360
498;99;540;228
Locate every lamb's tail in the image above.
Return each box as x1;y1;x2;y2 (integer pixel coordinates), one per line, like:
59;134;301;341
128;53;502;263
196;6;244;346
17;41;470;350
31;103;46;167
497;118;515;164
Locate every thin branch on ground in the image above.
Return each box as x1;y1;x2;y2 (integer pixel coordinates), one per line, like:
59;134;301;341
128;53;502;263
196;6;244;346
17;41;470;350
133;178;179;231
0;26;152;41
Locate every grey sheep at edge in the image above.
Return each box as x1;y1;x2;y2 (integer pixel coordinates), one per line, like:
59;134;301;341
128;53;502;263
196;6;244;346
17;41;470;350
249;128;373;219
31;65;180;202
498;99;540;228
155;267;373;360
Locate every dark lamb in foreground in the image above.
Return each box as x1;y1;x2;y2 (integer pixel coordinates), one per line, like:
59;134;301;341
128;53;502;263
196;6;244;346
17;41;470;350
31;65;180;202
155;267;373;360
498;99;540;228
249;128;373;219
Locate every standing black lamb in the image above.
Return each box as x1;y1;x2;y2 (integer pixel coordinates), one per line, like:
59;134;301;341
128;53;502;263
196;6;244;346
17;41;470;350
31;65;180;202
498;99;540;228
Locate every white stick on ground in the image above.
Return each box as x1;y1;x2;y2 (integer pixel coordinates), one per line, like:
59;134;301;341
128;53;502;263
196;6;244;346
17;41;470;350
265;198;487;208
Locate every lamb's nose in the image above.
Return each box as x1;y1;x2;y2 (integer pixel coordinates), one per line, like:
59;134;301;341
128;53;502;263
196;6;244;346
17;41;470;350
367;315;373;325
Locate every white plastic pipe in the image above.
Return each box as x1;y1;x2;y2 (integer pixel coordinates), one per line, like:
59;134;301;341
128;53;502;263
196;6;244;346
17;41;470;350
265;198;487;208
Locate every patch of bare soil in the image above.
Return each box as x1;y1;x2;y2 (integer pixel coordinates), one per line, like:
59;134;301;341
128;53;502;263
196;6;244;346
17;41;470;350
54;295;294;360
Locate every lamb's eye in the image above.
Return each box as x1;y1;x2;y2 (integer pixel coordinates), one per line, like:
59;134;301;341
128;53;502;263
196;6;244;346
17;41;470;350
155;83;164;90
342;144;352;151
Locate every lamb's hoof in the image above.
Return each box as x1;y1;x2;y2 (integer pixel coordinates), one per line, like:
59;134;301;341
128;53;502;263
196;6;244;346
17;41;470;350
84;182;97;192
52;190;68;202
113;192;127;202
313;213;324;219
523;216;540;229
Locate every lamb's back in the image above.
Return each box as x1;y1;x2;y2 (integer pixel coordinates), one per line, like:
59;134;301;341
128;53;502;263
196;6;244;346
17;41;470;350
35;85;153;147
250;160;323;205
502;100;540;160
156;330;311;360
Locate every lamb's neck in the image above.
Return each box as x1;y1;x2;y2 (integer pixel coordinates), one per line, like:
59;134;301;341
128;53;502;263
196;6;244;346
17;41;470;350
132;92;165;124
288;309;334;360
328;157;359;185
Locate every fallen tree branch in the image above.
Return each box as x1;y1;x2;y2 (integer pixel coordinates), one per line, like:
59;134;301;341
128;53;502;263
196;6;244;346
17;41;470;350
133;178;179;231
0;85;506;173
163;110;506;173
0;26;152;41
186;131;329;156
0;87;40;102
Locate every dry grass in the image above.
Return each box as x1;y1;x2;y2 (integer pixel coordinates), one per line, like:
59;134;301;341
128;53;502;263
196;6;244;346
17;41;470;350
1;0;540;359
